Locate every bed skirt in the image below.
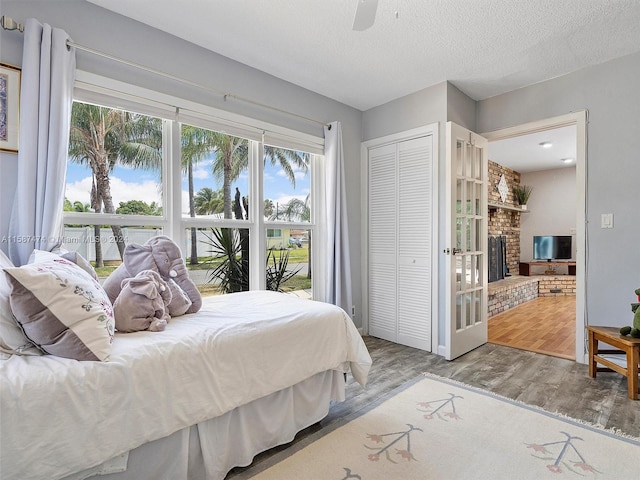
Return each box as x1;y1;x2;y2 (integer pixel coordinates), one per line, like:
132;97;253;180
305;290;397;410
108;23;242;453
65;370;346;480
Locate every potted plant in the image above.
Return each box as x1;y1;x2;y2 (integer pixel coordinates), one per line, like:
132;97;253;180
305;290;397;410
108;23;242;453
512;184;533;210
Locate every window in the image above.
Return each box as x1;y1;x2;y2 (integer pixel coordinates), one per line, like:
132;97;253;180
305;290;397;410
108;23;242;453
63;85;322;299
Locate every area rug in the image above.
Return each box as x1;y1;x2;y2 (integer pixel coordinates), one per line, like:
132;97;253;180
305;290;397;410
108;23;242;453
238;374;639;479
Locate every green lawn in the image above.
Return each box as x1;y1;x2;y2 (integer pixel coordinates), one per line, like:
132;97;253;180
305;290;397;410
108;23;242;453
94;245;309;276
95;246;311;292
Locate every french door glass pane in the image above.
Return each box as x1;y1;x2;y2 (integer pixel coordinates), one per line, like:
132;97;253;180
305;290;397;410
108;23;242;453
456;140;464;176
474;290;483;325
466;218;473;251
465;292;473;327
465;143;472;177
474;145;482;180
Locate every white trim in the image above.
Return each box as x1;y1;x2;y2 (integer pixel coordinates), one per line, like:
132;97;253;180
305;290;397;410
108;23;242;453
74;70;324;154
360;123;439;351
168;120;182;240
482;110;588;364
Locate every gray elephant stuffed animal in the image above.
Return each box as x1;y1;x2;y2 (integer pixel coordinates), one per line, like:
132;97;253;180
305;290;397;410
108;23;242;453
113;270;172;333
103;235;201;316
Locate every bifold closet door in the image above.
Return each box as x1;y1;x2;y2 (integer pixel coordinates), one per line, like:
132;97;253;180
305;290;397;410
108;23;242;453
367;135;433;351
396;137;432;350
368;143;397;343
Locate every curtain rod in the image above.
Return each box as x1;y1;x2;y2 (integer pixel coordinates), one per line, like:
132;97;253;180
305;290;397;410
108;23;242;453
1;15;329;128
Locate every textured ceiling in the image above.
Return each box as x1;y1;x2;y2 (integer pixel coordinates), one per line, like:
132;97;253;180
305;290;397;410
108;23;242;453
86;0;640;111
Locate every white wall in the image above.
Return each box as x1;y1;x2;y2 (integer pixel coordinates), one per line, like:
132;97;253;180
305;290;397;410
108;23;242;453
477;52;640;327
519;167;577;261
0;0;365;325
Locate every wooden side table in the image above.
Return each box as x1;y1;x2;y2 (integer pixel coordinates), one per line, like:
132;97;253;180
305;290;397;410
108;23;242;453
587;326;640;400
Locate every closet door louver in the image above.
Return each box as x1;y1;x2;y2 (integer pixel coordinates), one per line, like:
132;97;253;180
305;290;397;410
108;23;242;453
368;144;397;342
367;135;433;351
397;137;432;350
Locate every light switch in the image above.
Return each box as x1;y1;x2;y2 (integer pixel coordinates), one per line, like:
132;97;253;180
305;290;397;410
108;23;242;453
601;213;614;229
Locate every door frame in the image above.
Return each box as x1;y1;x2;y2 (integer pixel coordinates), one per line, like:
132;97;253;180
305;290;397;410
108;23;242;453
481;111;587;363
360;123;440;352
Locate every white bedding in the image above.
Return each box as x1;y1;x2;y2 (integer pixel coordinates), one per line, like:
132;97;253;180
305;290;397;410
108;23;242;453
0;291;371;480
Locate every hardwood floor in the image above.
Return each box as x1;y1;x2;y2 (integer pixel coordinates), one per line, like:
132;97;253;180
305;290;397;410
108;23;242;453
229;335;638;477
488;296;575;360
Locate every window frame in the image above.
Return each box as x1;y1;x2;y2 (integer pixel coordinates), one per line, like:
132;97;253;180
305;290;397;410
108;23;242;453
64;71;323;297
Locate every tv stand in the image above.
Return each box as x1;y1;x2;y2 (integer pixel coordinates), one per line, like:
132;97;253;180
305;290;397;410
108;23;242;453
519;261;576;276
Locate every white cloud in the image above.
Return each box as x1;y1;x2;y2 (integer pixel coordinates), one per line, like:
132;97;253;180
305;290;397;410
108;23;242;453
65;175;162;208
192;166;210;180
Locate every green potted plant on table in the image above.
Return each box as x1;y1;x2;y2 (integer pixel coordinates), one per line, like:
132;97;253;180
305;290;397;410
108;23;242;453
512;184;533;210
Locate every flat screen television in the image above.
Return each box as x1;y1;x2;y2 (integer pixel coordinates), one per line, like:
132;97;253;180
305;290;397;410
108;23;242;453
533;235;572;260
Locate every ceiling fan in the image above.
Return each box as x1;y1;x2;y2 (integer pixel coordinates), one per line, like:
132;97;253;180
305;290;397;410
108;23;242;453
352;0;379;31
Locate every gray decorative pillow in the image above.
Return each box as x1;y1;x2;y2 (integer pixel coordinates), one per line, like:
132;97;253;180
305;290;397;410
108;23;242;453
4;256;115;361
0;250;41;356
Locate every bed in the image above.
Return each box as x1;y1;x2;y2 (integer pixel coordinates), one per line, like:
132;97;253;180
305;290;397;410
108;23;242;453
0;289;372;480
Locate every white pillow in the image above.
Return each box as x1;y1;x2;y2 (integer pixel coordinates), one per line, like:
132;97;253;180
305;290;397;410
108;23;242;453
4;255;115;361
0;250;41;356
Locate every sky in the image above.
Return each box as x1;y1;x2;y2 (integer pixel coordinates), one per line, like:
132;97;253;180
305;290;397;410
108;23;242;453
64;154;310;216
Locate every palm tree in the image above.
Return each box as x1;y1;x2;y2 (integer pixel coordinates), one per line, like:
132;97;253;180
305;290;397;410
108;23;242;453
72;201;92;212
194;187;224;215
181;126;229;264
264;199;275;218
211;142;310;218
209;134;249;219
68;102;162;266
271;195;312;279
264;147;310;188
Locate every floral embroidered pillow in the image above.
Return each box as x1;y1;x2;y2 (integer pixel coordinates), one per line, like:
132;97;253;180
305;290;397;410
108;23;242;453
4;257;115;361
0;250;42;356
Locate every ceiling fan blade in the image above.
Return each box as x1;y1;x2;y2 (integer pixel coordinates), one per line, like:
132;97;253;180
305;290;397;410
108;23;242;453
352;0;379;31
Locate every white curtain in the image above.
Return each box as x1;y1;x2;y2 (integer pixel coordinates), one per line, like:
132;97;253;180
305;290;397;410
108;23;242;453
8;18;76;266
321;121;353;314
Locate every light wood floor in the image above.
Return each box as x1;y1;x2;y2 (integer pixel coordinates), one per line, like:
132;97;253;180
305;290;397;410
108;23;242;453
489;296;575;360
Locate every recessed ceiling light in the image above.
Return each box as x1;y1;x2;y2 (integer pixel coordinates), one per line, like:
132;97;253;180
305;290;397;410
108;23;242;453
561;157;574;164
539;142;552;148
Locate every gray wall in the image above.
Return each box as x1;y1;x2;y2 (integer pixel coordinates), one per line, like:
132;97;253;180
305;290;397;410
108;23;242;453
477;51;640;327
0;1;365;325
520;167;577;262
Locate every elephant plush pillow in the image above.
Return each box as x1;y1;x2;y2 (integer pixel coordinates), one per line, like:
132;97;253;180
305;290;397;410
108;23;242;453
4;255;115;361
103;235;201;317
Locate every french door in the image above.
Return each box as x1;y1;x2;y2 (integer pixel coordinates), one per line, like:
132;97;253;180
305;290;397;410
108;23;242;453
444;122;489;360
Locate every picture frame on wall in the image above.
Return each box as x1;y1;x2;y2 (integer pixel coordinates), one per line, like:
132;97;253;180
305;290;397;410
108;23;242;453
0;63;21;153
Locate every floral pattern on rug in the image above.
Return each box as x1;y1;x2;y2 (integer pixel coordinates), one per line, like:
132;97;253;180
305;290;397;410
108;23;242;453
364;423;422;464
416;392;464;421
526;431;602;476
339;467;362;479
